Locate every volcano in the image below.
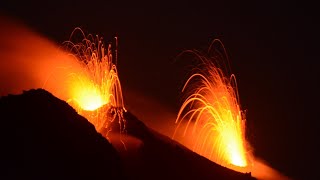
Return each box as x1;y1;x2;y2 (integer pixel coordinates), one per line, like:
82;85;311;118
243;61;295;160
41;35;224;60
0;89;255;180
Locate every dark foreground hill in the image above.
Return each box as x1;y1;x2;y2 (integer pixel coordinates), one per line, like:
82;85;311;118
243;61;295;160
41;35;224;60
0;89;255;180
0;89;124;180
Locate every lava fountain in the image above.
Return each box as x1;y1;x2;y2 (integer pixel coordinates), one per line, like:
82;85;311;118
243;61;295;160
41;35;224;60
173;39;252;172
0;16;125;137
1;15;126;145
58;28;126;134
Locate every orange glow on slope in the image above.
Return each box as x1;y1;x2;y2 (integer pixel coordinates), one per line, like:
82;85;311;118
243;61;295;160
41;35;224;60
173;40;252;172
252;158;291;180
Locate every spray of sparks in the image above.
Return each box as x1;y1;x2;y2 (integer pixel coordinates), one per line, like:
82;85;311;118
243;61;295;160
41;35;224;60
173;39;252;172
62;28;125;134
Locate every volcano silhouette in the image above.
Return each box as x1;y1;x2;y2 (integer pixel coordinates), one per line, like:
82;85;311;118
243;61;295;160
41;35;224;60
0;89;255;180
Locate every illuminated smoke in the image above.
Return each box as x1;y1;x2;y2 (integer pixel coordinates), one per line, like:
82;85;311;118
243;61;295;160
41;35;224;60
173;39;252;172
0;16;75;97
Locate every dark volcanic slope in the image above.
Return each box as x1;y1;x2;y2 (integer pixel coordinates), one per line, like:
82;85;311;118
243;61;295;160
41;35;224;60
122;112;255;180
0;89;124;180
1;89;254;180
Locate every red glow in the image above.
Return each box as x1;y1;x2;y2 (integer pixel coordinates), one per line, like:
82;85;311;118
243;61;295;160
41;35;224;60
252;158;291;180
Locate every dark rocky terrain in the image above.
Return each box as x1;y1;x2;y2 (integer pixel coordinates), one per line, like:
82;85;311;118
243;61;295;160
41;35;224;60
0;89;255;180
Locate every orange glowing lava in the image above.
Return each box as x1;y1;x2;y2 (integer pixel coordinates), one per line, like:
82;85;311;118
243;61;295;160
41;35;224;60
173;40;252;172
62;28;125;132
70;82;106;111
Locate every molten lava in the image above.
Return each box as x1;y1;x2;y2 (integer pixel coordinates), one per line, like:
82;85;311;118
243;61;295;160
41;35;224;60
173;40;252;172
62;28;125;132
70;82;106;111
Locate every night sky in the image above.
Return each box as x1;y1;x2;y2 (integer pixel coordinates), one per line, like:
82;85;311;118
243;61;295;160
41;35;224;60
1;1;319;179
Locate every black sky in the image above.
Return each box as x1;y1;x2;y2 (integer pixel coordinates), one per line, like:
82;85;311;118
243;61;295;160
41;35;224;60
1;1;319;179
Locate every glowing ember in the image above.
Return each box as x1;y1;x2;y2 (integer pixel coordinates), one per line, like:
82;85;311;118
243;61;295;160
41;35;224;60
63;28;125;132
70;83;106;111
173;39;252;172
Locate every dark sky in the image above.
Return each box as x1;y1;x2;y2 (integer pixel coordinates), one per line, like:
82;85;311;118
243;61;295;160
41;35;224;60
1;1;319;179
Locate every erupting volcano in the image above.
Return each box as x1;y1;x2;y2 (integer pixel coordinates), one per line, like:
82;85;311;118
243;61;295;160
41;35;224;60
173;40;252;173
0;15;294;180
60;28;125;133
